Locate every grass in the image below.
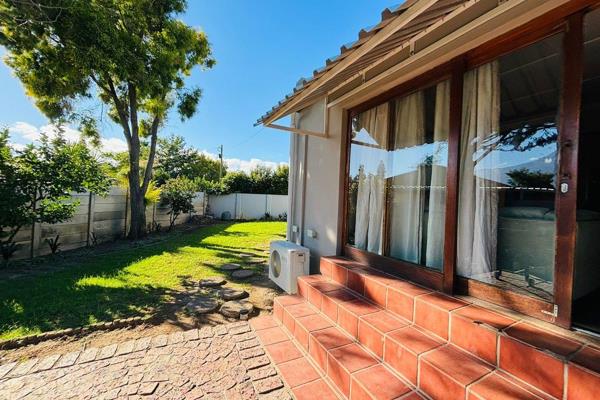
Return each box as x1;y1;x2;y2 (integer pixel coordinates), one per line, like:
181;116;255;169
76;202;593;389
0;221;286;340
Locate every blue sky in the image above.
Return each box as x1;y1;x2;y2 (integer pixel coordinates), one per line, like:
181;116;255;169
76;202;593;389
1;0;394;171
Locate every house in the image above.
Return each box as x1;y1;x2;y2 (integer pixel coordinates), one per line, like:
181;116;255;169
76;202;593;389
256;1;600;399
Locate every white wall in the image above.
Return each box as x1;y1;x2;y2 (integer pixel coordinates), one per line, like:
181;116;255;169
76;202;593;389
208;193;287;220
288;105;345;273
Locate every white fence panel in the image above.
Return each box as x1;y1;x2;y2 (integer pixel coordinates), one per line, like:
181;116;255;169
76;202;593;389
208;193;288;220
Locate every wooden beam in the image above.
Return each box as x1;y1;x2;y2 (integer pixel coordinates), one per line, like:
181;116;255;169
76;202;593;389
265;123;327;138
261;0;438;125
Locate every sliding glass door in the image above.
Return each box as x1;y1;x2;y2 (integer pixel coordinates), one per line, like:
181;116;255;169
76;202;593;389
457;35;563;302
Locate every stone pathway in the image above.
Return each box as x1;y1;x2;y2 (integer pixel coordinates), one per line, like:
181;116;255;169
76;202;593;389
0;322;292;400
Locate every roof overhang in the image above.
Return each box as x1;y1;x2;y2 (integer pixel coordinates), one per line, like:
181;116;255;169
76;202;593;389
257;0;576;130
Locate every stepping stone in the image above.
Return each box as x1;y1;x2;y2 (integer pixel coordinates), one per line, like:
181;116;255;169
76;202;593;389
245;259;266;266
239;253;253;259
218;287;249;301
220;300;254;318
221;263;241;271
199;278;226;287
185;297;219;314
231;269;255;279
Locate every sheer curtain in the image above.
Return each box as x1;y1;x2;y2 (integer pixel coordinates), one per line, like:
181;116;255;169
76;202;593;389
354;104;389;254
425;81;450;269
389;91;426;263
457;62;501;278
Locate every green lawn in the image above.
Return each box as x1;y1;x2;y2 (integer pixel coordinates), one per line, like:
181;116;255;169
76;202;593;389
0;221;286;340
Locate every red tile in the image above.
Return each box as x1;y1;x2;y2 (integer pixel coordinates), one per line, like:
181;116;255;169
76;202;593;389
328;344;378;397
351;364;411;400
295;314;333;350
499;335;564;398
347;269;366;295
571;345;600;374
278;357;320;388
420;346;493;400
338;299;380;338
250;316;278;331
311;280;345;293
309;327;353;371
331;262;348;286
298;278;310;299
504;322;582;357
358;311;408;359
275;294;305;307
468;371;552;400
386;281;431;321
256;326;289;345
321;289;359;322
568;362;600;400
283;302;316;333
364;277;388;308
450;305;515;365
265;340;303;364
308;285;324;308
274;301;284;322
414;293;467;340
300;274;327;283
320;259;333;278
293;379;339;400
384;326;443;384
398;393;427;400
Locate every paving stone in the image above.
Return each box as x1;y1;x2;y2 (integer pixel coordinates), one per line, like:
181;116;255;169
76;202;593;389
199;277;227;287
0;321;291;400
248;366;277;381
231;269;255;279
220;300;254;318
239;253;254;259
221;263;242;271
253;377;283;394
0;362;16;379
78;348;99;364
218;287;249;301
185;297;220;314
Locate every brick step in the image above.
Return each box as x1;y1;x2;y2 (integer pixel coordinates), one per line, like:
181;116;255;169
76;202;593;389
299;256;600;399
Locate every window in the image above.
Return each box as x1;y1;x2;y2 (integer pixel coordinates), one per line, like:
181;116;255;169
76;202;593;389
456;34;563;301
387;82;449;270
346;81;450;270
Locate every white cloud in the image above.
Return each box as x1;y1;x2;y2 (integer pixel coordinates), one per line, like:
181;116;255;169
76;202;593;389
8;121;127;154
200;150;288;174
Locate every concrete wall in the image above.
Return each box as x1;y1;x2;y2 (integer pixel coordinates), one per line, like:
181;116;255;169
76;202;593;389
288;105;345;273
8;187;206;260
208;193;287;221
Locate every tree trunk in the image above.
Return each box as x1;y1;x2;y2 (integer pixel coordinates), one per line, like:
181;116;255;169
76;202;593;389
128;184;146;239
127;136;146;240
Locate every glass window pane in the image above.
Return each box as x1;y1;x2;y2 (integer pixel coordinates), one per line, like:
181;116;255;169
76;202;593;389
573;9;600;331
347;103;389;255
387;81;450;270
457;34;563;301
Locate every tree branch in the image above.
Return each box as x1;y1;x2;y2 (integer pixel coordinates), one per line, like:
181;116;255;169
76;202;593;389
128;82;138;141
141;115;160;194
104;75;132;143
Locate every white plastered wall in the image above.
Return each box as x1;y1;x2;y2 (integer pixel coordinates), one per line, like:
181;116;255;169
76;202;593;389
288;101;344;273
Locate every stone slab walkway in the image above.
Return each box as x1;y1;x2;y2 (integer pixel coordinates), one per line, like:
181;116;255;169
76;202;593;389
0;322;293;400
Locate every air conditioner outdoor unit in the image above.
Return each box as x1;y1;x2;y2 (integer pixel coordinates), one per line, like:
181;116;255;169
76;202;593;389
269;240;310;294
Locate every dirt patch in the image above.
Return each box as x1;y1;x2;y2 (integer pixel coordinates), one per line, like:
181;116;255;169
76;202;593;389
0;265;282;364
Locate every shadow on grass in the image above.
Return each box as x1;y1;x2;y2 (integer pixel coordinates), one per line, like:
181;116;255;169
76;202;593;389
0;222;283;339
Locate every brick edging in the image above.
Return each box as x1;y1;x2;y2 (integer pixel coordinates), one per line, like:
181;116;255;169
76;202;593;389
0;315;156;350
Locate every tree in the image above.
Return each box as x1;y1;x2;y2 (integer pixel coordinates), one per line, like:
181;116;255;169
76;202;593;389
222;171;253;193
250;165;274;194
0;130;110;261
160;177;195;230
154;135;224;185
271;165;289;195
0;0;214;239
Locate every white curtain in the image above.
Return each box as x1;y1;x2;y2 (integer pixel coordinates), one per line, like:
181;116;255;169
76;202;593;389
425;81;450;269
354;104;389;254
389;91;426;263
457;62;501;278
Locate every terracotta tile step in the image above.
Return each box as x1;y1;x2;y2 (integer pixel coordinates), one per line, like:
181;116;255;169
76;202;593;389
317;257;598;399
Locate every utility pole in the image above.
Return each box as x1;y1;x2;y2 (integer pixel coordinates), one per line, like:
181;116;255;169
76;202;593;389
217;145;223;181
